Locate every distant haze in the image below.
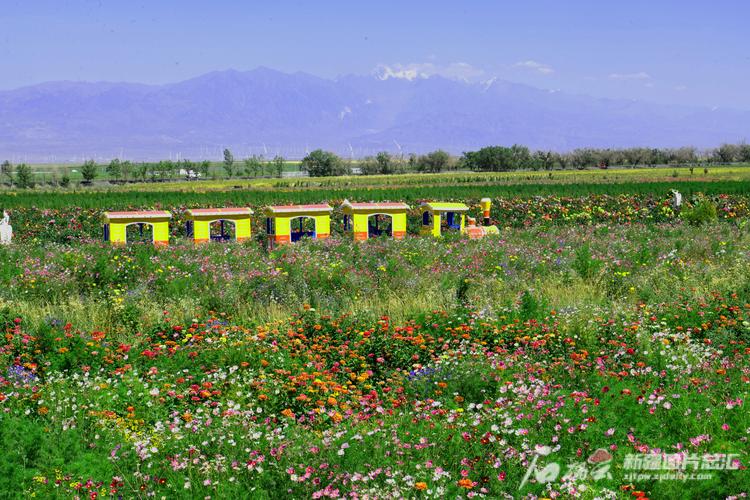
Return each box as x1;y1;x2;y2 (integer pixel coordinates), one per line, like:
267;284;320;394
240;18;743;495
0;67;748;162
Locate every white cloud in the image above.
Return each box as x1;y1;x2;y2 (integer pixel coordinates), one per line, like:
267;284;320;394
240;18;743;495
374;62;484;82
608;71;651;80
513;60;554;74
675;85;688;91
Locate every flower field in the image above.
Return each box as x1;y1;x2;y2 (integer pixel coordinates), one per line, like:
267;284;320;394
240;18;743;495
1;186;749;498
3;191;749;245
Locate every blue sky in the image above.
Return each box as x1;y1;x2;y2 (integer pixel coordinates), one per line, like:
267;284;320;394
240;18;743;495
1;0;749;109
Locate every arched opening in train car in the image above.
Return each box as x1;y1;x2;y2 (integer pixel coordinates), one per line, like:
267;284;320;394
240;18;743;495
368;213;393;238
209;219;236;242
290;216;316;242
422;211;432;227
125;222;154;244
441;211;462;232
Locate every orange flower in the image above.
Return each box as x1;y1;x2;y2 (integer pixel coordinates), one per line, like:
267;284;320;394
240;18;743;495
457;478;474;489
281;408;295;418
415;482;427;491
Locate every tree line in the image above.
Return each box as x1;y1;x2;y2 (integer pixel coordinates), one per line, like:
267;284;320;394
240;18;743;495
460;143;750;172
0;150;287;188
300;142;750;177
2;142;750;186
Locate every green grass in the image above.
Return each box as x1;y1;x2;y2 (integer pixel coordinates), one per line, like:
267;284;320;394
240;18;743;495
2;177;750;210
1;222;749;498
1;170;750;498
4;162;750;191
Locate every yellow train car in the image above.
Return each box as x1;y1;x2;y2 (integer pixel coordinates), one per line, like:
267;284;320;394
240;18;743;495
263;204;332;246
185;208;253;243
103;211;171;246
341;200;410;241
419;202;469;237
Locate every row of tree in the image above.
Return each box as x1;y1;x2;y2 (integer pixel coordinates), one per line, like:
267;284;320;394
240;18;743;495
222;149;286;179
3;142;750;185
299;149;453;177
1;161;37;188
303;142;750;176
461;143;750;172
0;151;288;187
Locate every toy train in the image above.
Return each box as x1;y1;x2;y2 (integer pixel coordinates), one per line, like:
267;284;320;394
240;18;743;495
102;198;499;246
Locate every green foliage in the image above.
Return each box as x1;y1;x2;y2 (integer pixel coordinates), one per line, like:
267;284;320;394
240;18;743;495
199;160;211;178
271;155;285;178
121;160;133;180
300;149;350;177
0;218;750;498
682;198;718;226
223;148;235;178
1;160;13;185
461;144;531;171
360;151;398;175
376;151;394;174
518;289;546;320
417;149;451;173
243;155;263;178
15;163;34;189
571;244;603;281
80;160;98;183
106;159;122;180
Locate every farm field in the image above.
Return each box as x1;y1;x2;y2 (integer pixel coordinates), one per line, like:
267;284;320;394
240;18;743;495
3;162;750;192
0;177;749;498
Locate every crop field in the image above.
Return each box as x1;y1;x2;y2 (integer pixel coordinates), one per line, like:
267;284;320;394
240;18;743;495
1;174;749;498
4;162;750;191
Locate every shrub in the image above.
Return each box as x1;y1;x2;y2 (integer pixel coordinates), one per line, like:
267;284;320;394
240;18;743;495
572;244;602;281
682;198;718;226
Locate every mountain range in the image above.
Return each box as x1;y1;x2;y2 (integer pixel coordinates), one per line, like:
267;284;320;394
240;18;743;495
0;67;748;162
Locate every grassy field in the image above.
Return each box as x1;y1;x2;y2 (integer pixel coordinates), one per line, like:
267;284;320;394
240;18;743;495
0;173;748;498
2;166;750;211
4;162;750;189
